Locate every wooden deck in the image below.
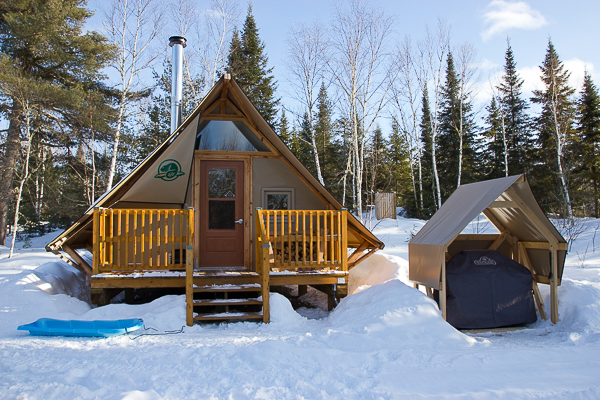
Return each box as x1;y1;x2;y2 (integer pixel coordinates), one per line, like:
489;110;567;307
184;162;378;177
91;270;348;289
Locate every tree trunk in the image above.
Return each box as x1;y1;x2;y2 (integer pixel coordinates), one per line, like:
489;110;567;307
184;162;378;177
9;112;33;258
0;103;22;245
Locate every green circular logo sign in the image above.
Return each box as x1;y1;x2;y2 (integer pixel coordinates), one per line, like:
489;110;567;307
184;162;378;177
155;159;185;181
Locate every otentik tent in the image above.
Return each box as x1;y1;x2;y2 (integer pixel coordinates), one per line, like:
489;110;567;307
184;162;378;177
409;175;567;325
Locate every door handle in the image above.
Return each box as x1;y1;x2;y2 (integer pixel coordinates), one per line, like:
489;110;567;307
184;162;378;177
234;219;243;224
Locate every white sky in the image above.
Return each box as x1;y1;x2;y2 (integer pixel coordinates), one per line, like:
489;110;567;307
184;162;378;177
86;0;600;130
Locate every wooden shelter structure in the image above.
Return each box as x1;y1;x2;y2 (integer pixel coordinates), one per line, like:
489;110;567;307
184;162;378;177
409;175;567;324
46;75;383;325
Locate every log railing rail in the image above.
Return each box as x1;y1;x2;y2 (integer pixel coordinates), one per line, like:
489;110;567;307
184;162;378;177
255;209;348;271
93;208;194;274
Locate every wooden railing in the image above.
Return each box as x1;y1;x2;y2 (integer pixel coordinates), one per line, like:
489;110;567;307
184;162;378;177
255;209;348;271
92;208;194;274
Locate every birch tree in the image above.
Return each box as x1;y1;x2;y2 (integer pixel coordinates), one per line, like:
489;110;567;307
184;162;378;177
417;21;450;210
532;39;575;217
103;0;163;191
390;36;424;215
286;22;329;185
330;0;393;220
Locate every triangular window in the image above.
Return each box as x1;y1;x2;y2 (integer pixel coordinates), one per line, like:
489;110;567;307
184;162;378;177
197;120;269;152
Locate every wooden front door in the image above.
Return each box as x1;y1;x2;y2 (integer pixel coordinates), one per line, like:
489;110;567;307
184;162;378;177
199;160;245;267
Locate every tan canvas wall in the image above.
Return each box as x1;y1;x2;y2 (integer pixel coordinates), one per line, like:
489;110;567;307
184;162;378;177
120;116;198;204
252;158;326;210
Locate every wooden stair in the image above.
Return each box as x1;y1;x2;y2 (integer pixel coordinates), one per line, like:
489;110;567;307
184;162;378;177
185;244;271;326
185;271;270;325
191;282;266;323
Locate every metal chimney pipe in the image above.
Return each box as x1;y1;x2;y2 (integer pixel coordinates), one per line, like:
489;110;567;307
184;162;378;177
169;36;187;133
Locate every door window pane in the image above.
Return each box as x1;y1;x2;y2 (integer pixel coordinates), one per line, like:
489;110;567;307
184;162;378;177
209;200;235;229
208;168;236;198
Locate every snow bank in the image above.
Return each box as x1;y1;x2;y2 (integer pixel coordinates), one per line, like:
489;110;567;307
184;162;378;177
329;279;473;348
4;217;600;398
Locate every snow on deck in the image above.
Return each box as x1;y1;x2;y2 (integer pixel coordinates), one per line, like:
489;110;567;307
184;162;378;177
2;220;600;399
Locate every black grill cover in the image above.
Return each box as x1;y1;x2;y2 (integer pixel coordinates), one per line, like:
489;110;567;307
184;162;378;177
446;250;537;329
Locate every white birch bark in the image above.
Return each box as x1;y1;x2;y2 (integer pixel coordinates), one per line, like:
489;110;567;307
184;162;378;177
104;0;163;191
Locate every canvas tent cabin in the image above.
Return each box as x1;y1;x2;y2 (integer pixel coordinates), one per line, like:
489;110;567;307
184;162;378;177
409;175;567;327
46;74;383;326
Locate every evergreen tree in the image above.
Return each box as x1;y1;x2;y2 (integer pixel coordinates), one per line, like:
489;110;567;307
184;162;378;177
389;119;416;217
575;71;600;216
531;39;576;216
297;112;315;173
419;87;436;216
278;109;292;145
226;4;278;127
482;97;507;179
497;39;532;175
437;52;478;201
314;83;338;188
0;0;114;243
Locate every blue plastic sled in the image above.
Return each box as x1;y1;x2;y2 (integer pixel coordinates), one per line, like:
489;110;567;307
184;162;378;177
18;318;144;337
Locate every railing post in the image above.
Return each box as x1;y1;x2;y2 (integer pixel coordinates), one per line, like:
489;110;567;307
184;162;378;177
92;208;100;275
341;209;348;271
261;243;270;323
255;208;262;271
186;244;194;326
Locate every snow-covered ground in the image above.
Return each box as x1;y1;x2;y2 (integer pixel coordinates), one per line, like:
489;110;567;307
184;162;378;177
2;216;600;399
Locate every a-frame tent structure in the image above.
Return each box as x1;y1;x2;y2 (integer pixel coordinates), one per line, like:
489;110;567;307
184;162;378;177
47;74;383;321
409;175;567;324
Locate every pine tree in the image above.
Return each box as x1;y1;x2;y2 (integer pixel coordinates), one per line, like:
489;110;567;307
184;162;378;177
531;39;576;216
482;97;507;179
497;40;532;175
389;120;415;217
314;83;337;188
0;0;114;244
437;52;477;201
419;88;436;216
278;109;292;145
226;4;278;127
575;71;600;216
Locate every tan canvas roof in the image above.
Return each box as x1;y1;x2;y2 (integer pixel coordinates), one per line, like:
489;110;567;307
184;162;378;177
409;175;567;289
47;75;382;254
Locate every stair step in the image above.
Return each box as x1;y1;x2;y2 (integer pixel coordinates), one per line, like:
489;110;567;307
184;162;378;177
193;284;262;293
193;312;264;322
193;298;262;306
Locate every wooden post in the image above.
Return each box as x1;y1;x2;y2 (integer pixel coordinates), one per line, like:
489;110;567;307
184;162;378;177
186;244;194;327
440;256;447;320
517;242;547;320
92;208;100;275
550;246;559;324
341;209;348;272
261;244;270;323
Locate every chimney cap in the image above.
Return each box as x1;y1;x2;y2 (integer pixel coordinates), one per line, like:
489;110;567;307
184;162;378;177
169;36;187;48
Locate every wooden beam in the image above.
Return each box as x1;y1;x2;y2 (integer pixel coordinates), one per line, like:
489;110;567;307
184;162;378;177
440;255;447;320
347;242;369;265
455;234;500;241
550;246;559;323
522;241;568;251
63;245;93;275
488;230;509;251
488;201;519;208
517;242;547;320
506;188;559;246
482;209;506;232
50;250;88;275
348;247;378;269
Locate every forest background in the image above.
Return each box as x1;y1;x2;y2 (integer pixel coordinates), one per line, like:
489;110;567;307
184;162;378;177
1;0;600;247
